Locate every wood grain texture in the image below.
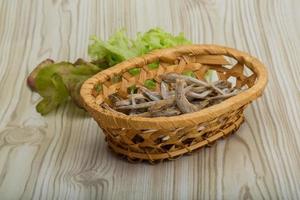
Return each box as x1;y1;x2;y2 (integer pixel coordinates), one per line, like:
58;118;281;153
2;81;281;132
0;0;299;199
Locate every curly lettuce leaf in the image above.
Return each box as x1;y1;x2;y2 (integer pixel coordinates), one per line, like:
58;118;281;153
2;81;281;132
27;59;54;91
34;61;100;115
36;73;69;114
88;28;191;68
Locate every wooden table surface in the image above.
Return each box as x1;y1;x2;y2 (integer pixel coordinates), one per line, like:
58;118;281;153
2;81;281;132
1;0;300;199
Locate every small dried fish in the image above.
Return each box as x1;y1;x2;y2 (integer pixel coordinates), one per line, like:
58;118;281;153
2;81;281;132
214;80;232;89
221;88;231;94
136;98;147;104
183;83;195;93
128;94;148;105
115;99;131;107
191;86;207;93
168;91;175;96
186;90;213;99
206;82;225;95
161;73;225;95
124;94;149;108
108;93;122;104
148;97;175;112
207;90;241;100
129;93;137;115
131;94;136;106
127;93;148;100
138;86;162;101
161;73;207;86
189;80;230;93
117;98;175;110
191;100;210;109
175;79;199;113
160;81;170;99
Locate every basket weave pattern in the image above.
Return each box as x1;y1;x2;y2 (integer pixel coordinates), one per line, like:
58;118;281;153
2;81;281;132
80;45;267;162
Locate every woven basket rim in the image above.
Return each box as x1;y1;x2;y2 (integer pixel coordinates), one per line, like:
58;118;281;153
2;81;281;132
80;44;268;129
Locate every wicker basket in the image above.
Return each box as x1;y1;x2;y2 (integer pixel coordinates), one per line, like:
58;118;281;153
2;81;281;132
80;45;268;163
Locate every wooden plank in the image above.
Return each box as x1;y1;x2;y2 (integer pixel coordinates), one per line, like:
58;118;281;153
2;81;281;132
0;0;300;199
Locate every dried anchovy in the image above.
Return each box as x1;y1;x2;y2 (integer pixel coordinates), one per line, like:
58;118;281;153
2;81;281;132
214;80;232;89
191;100;210;109
117;98;174;110
207;90;241;100
108;94;122;104
190;86;207;93
131;94;136;106
127;93;148;100
189;80;231;93
175;79;199;113
115;99;131;107
138;86;162;101
161;73;225;95
160;81;170;99
148;97;176;112
186;90;213;99
129;93;137;115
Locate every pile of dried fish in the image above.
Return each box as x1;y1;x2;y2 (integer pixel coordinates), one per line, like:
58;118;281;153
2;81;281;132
101;73;244;117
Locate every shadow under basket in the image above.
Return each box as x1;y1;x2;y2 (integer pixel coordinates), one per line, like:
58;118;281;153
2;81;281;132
80;45;268;163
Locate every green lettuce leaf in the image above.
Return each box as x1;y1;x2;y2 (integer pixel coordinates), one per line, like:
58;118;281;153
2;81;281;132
144;79;156;90
88;28;191;68
30;28;191;115
34;61;100;115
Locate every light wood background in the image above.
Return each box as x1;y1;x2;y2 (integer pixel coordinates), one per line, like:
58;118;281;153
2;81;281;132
0;0;300;199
